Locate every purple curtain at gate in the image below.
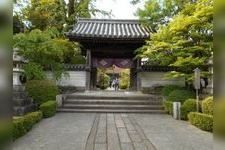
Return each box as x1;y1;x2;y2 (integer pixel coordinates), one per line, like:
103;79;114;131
92;58;134;68
92;58;114;68
114;59;134;68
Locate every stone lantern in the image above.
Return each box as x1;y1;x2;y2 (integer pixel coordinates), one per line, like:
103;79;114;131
13;48;26;86
13;48;36;116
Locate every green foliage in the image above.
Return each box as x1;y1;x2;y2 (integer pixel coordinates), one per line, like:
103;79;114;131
13;118;26;140
23;62;46;80
167;89;195;104
202;96;213;115
214;100;225;138
119;69;130;90
161;85;183;96
135;0;190;28
70;55;86;64
25;80;58;105
25;111;43;124
180;99;198;120
163;101;173;115
14;0;111;34
136;0;213;83
13;28;68;80
40;101;57;118
188;112;213;132
97;69;110;90
13;111;43;140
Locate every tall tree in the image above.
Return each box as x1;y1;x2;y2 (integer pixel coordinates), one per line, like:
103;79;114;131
132;0;192;29
136;0;213;83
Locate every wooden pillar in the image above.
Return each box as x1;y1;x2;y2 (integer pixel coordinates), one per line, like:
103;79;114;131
136;58;142;91
85;49;91;91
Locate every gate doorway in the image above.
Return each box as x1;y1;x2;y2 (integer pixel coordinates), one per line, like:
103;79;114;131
95;65;131;91
66;18;152;91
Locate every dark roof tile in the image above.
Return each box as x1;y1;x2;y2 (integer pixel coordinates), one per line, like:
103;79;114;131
66;18;152;39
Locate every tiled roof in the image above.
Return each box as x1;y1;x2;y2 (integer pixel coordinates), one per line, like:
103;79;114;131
66;18;152;39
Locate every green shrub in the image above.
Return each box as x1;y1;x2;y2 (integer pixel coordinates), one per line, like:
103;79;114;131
181;99;199;120
161;85;183;96
167;89;195;104
214;100;225;138
188;112;213;132
13;111;43;140
13;118;27;140
25;80;58;105
40;101;57;118
25;111;43;124
202;96;213;115
163;101;173;115
119;82;128;89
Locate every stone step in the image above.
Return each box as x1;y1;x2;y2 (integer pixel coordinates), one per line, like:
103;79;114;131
61;104;164;110
57;108;166;114
65;99;162;105
66;94;158;100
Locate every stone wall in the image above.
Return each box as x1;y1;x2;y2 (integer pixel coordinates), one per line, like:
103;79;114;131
45;71;86;90
141;72;185;87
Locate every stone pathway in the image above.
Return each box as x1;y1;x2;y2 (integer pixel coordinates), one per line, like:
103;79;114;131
13;113;213;150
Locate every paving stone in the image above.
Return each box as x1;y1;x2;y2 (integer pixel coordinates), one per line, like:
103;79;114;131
133;142;148;150
129;133;142;142
94;144;107;150
143;140;156;150
13;113;213;150
121;143;134;150
115;120;125;128
107;122;121;150
125;123;136;131
122;117;132;124
117;128;131;143
95;134;106;144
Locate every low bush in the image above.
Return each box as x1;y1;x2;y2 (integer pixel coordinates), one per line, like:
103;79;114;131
202;96;213;115
163;101;173;115
167;89;195;104
25;80;59;105
161;85;183;96
119;82;128;89
214;100;225;138
13;111;43;140
40;101;57;118
25;111;43;124
188;112;213;132
13;118;27;140
181;99;199;120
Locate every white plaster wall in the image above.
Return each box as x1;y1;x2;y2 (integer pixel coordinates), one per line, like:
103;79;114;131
45;71;86;87
141;72;185;87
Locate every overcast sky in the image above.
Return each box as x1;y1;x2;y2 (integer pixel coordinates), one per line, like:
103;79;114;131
94;0;145;19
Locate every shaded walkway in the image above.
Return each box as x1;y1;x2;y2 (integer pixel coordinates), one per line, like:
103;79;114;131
13;113;213;150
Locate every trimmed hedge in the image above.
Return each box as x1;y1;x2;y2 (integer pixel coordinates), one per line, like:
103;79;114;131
188;112;213;132
40;101;57;118
25;80;59;105
167;89;195;104
13;111;43;140
163;101;173;115
214;100;225;138
181;99;199;120
202;96;213;115
161;85;183;96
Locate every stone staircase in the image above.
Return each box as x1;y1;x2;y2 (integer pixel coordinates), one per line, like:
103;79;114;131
57;91;166;113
